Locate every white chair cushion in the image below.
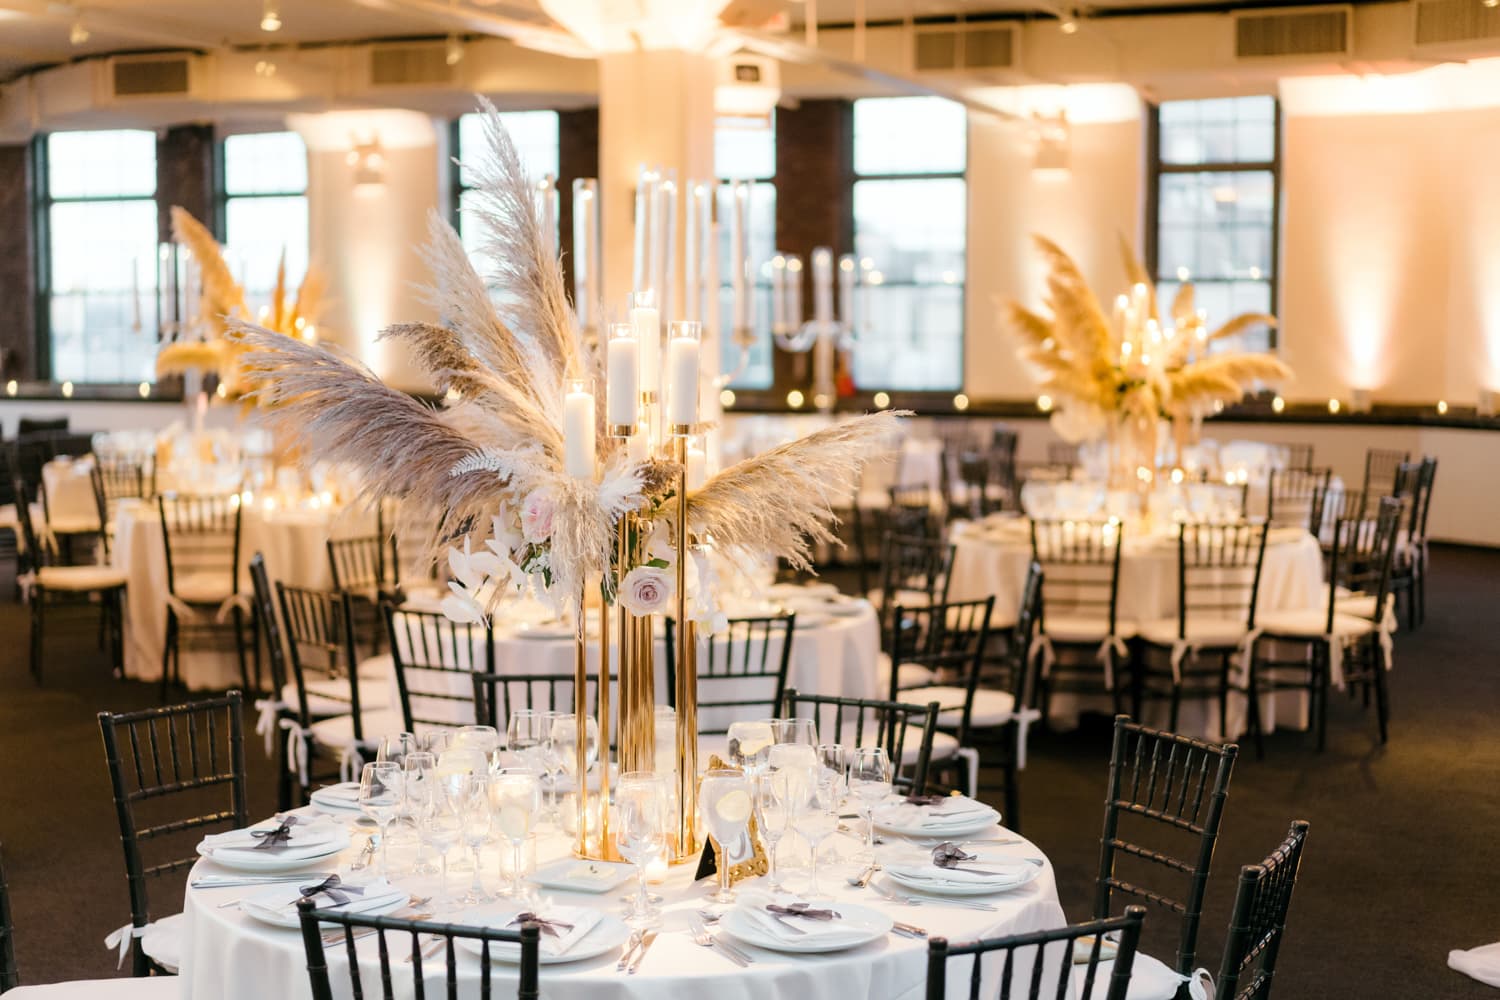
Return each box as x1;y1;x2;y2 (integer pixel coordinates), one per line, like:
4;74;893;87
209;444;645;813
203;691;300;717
902;685;1017;728
1136;616;1250;650
281;678;389;717
868;587;934;611
36;565;128;591
875;651;937;691
905;728;960;765
140;912;183;974
1041;615;1137;644
46;516;101;535
172;573;235;604
1076;951;1188;1000
1324;585;1379;620
310;708;407;749
1258;607;1375;640
5;978;179;998
358;653;395;680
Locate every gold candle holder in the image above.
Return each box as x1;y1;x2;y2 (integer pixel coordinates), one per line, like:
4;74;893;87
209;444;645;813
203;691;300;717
671;426;701;860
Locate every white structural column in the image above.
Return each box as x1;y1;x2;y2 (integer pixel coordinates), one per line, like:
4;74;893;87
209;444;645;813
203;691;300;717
596;49;717;323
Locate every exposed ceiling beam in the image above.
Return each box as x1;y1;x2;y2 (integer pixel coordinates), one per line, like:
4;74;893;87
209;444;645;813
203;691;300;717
342;0;593;57
0;0;226;49
730;28;1022;121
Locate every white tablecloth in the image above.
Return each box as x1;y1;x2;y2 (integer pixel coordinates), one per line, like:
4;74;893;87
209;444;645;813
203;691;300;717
948;517;1327;740
178;810;1068;1000
113;501;374;689
41;456;100;531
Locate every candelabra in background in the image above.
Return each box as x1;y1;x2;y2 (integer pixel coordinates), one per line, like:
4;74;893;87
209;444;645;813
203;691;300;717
770;248;870;412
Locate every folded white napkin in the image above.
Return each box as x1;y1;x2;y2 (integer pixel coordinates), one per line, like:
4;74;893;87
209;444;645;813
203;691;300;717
199;817;344;861
486;904;602;958
313;782;362;805
734;890;854;943
874;796;997;832
1449;942;1500;988
240;876;404;925
886;849;1036;888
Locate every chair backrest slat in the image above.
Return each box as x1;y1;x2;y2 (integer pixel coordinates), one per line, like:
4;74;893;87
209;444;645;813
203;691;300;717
664;614;796;735
783;688;939;795
386;606;498;734
1216;821;1311;1000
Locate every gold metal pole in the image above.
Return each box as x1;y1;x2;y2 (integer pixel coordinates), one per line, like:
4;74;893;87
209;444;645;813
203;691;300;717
672;431;700;859
595;574;612;860
572;584;588;857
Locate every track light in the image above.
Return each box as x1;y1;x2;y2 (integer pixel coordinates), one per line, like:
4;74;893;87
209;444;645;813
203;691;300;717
260;0;281;32
69;15;90;45
1059;8;1079;33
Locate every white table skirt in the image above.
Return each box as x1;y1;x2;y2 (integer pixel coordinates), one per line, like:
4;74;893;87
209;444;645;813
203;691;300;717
380;599;882;736
948;519;1327;740
112;502;374;689
178;813;1069;1000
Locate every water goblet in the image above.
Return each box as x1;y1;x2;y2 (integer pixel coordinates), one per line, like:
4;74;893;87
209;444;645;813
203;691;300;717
425;781;464;904
489;768;541;899
614;771;669;927
799;771;840;899
699;769;753;905
378;732;419;766
539;710;567;824
507;709;547;769
403;751;438;875
848;747;893;861
450;770;493;904
551;714;599;788
755;770;793;891
768;717;817;746
817;743;848;798
358;761;402;877
727;720;774;784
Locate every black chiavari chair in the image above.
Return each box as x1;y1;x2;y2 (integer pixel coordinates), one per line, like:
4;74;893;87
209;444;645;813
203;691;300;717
1265;467;1331;535
98;692;248;977
782;688;939;795
885;596;996;798
664;613;796;735
0;449;19;598
1360;447;1409;501
385;604;497;734
874;532;955;641
328;534;402;653
1388;458;1437;629
1250;498;1402;753
990;426;1021;506
1134;522;1268;738
90;458;150;564
13;481;127;683
926;906;1146;1000
1214;820;1311;1000
158;494;256;698
1094;716;1238;991
949;450;1009;522
16;417;66;437
297;901;540;1000
0;843;15;993
1029;518;1129;721
1276;442;1313;471
1048;442;1080;470
887;484;938;539
248;554;300;811
471;670;597;730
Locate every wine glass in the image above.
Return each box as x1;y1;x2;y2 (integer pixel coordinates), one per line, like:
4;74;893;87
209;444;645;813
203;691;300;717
848;747;893;862
769;717;817;746
452;770;493;904
799;770;840;899
507;709;547;769
817;743;848;798
403;752;438;875
425;778;464;903
456;725;501;771
699;769;752;904
425;729;456;756
538;710;567;824
727;720;773;783
378;732;419;766
489;768;541;899
755;770;793;891
614;771;669;927
551;714;600;787
358;762;402;877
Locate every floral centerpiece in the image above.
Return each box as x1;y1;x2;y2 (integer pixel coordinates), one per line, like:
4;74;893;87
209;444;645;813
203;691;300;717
1001;235;1291;485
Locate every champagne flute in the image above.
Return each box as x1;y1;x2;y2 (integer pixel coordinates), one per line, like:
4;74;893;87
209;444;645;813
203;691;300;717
539;710;567;824
817;743;848;799
403;751;438;875
799;771;840;899
358;761;402;877
614;771;669;927
453;771;493;903
699;769;752;904
507;709;546;769
755;770;793;891
769;717;817;746
551;714;600;787
490;768;541;899
849;747;893;861
425;779;463;904
378;732;418;767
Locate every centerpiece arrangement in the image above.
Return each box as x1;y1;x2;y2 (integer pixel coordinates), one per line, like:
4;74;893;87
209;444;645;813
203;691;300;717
1002;235;1291;487
233;101;904;864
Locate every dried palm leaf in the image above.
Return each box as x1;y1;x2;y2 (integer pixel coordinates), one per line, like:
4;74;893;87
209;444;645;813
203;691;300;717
156;340;226;378
1033;236;1114;384
687;410;909;572
292;267;326;330
169;207;246;336
1167;353;1291;410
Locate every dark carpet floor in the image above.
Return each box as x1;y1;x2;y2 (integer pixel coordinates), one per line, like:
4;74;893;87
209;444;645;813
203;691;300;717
1;546;1497;995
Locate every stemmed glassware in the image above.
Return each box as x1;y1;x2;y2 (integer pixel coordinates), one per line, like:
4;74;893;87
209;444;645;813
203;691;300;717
403;751;438;875
551;714;599;790
490;768;541;900
455;725;501;769
727;720;773;786
799;770;840;899
378;732;419;766
507;710;547;769
849;747;894;862
755;770;793;891
817;744;848;798
538;710;567;824
614;771;669;927
699;768;753;905
452;771;493;904
358;761;402;877
425;780;463;903
769;717;817;746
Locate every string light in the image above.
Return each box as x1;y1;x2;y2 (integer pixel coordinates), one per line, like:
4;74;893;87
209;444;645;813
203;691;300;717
1037;394;1053;412
445;34;464;66
873;391;890;409
1327;398;1341;414
953;393;970;411
719;388;736;408
1436;400;1449;415
1272;395;1285;413
786;389;805;409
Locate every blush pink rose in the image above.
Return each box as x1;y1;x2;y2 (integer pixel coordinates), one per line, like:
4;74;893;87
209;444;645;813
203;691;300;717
619;566;674;616
520;487;556;543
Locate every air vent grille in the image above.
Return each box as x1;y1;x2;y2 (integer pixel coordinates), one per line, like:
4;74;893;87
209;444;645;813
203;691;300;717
1414;0;1500;45
112;57;191;97
1234;7;1351;58
369;44;453;87
914;25;1015;72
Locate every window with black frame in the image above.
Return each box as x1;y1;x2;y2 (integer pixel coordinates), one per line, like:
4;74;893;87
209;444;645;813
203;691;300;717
37;129;160;384
1150;95;1280;352
222;131;309;315
850;96;967;393
453;110;560;280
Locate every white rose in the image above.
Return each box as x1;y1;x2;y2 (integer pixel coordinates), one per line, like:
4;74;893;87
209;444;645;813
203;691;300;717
619;565;675;616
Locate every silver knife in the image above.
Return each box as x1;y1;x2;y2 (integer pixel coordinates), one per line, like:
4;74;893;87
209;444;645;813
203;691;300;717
627;929;658;974
616;930;643;972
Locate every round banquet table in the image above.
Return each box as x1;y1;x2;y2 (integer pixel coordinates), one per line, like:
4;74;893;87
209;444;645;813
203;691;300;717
178;808;1070;1000
376;590;883;735
112;500;375;689
947;516;1327;740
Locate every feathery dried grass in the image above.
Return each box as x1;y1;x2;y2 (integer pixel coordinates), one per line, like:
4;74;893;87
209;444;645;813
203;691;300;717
1206;313;1278;346
170;207;245;337
1167;354;1291;411
1035;236;1114;385
688;410;909;571
156;340;226;378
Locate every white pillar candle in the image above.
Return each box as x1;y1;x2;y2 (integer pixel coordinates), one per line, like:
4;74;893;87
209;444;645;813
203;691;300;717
838;254;856;333
572;179;599;330
770;255;786;333
686;444;707;491
729;182;749;332
631;300;660;395
684;184;702;326
606;325;639;427
658;177;677;321
812;247;834;328
667;325;701;426
633;170;656;297
563;382;596;480
785;256;803;333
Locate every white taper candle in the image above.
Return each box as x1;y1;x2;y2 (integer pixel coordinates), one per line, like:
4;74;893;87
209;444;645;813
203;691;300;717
632;301;660;395
606;324;639;427
563;381;596;480
667;325;701;426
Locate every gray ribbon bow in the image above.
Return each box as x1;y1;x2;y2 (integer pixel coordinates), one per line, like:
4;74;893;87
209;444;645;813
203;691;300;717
510;912;575;938
299;875;365;906
931;842;1000;876
766;903;841;921
251;817;298;851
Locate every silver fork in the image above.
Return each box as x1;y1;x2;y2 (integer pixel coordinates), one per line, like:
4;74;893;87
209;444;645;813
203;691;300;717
873;880;998;912
689;919;753;967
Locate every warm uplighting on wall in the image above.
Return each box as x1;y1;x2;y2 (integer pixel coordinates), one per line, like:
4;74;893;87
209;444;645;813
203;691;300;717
786;389;804;409
347;140;387;190
1327;398;1341;414
1030;112;1070;175
1272;395;1285;413
953;393;970;411
445;35;464;66
1037;394;1053;412
1479;389;1498;417
873;391;890;409
719;388;735;408
1058;9;1079;33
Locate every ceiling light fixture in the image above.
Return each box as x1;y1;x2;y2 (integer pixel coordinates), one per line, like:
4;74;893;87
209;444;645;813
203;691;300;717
69;14;89;45
1059;9;1079;34
260;0;281;32
1486;0;1498;9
